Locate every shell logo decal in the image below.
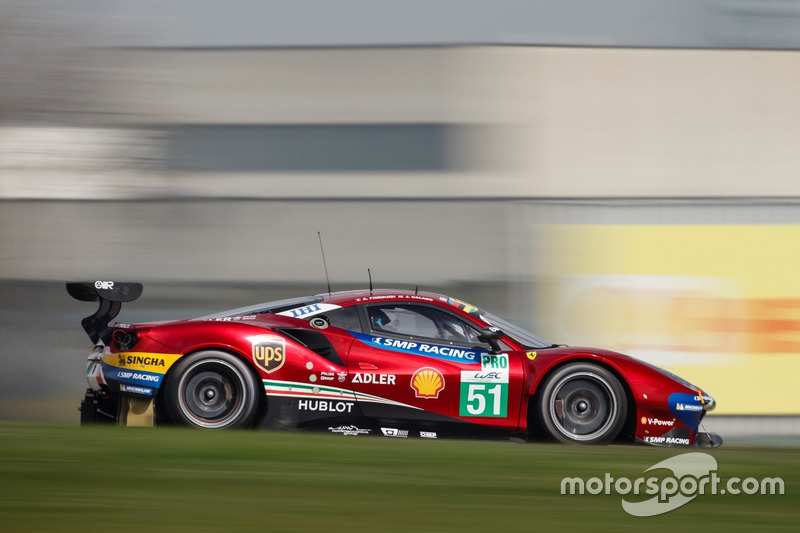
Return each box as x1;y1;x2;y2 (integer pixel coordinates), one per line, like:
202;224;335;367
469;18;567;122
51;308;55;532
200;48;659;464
411;367;445;399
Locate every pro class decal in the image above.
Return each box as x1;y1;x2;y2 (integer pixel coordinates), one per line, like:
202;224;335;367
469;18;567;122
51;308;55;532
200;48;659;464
353;332;483;364
249;334;286;373
459;353;509;417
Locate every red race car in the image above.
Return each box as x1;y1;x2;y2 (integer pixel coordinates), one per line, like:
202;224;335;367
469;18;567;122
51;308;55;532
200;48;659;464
67;281;722;446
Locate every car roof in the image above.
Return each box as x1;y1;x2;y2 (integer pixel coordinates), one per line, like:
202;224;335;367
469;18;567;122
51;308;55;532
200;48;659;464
194;288;454;321
320;288;445;306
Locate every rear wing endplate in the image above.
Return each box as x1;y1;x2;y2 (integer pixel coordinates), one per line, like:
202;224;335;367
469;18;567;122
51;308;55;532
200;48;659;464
66;281;143;344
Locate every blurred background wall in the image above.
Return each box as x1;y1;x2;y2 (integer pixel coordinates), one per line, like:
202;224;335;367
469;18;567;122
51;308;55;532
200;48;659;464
2;0;800;420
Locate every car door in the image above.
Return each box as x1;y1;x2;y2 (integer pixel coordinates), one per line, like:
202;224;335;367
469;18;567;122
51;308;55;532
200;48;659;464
345;302;525;432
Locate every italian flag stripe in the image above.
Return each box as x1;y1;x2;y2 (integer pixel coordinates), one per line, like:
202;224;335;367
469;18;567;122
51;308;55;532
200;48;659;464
263;379;421;410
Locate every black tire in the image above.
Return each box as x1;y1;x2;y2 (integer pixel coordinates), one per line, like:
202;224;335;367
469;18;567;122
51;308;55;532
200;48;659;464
537;363;627;444
162;350;260;429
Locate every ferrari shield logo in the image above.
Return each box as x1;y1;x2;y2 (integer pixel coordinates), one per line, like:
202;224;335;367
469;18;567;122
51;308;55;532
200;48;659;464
249;335;286;374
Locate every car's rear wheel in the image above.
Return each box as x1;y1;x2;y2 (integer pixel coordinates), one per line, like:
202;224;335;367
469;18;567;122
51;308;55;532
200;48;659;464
537;363;627;444
163;351;260;429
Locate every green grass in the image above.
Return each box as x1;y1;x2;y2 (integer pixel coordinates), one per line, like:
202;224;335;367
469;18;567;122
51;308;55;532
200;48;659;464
0;424;797;532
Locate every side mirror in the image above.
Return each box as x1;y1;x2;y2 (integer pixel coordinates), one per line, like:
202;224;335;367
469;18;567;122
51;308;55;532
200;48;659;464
478;327;504;355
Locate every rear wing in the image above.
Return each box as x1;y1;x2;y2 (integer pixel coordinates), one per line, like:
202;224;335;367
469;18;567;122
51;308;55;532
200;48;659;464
66;281;143;344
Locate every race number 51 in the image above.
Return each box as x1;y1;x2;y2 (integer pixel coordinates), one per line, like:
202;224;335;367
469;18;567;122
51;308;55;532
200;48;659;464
459;353;509;417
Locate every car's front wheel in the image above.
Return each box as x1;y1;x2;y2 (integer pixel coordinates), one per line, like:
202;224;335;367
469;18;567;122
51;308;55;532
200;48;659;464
162;351;260;429
537;363;627;444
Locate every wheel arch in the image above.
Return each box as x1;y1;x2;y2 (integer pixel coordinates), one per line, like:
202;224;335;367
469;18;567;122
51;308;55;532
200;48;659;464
526;357;637;442
156;345;267;427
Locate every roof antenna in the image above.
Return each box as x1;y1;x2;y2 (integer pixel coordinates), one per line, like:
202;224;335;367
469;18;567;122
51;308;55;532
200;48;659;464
317;232;331;295
368;268;373;294
414;285;419;295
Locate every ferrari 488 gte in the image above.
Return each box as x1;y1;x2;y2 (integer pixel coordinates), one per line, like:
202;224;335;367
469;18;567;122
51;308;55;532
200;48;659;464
67;281;721;447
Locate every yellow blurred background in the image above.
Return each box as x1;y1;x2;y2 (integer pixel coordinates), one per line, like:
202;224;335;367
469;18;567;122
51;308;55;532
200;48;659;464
534;225;800;415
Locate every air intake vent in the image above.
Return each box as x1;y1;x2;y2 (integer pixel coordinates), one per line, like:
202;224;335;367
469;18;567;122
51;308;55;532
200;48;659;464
276;328;343;366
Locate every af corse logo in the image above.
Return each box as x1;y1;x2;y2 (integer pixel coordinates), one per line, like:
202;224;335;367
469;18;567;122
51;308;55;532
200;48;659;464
249;335;286;373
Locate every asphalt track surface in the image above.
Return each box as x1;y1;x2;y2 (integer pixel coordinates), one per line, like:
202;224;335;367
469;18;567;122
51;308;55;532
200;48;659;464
1;280;798;445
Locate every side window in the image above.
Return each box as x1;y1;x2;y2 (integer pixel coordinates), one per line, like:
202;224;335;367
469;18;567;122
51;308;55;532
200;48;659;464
367;304;482;345
319;306;362;331
437;311;483;344
369;306;438;337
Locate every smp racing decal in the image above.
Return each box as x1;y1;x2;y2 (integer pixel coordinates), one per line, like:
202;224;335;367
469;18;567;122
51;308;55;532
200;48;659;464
643;427;692;446
103;366;163;388
249;334;286;373
353;333;483;364
459;353;509;417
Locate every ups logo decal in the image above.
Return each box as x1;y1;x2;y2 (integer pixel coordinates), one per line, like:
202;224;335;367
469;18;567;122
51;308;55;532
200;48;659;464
249;335;286;374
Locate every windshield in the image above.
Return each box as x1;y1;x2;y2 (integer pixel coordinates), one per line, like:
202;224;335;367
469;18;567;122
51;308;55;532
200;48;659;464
478;310;551;349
